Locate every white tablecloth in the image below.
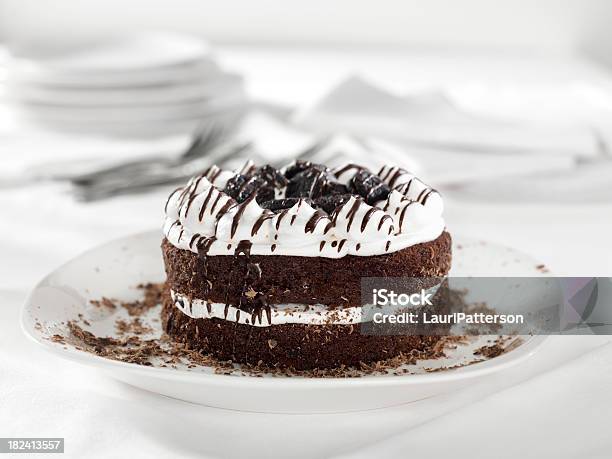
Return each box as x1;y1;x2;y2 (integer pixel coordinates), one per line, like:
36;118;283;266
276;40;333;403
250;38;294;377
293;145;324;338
2;46;612;458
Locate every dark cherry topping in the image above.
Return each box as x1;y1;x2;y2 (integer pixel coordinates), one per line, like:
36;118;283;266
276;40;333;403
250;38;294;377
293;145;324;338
285;168;324;198
256;165;288;188
223;174;255;202
221;162;396;218
312;194;352;214
224;164;293;205
285;163;345;200
325;182;350;195
255;186;275;205
260;197;312;212
284;160;314;180
350;170;391;205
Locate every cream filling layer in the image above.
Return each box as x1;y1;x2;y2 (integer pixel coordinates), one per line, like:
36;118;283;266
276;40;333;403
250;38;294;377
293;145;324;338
171;290;363;327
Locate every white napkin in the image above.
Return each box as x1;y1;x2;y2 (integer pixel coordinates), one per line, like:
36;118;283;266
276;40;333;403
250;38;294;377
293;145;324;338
296;76;600;157
448;159;612;203
296;76;612;202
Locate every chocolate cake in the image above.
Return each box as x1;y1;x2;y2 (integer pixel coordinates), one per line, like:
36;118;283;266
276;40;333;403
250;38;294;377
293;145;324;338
161;159;451;370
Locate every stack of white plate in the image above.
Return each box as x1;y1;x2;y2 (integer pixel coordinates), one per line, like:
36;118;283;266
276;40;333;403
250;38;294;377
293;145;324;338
4;33;247;136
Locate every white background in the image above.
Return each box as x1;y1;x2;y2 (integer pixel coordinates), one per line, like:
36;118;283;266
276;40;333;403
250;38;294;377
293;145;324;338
1;0;612;66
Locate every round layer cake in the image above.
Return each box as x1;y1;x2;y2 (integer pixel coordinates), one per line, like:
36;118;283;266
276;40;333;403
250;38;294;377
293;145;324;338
161;159;452;370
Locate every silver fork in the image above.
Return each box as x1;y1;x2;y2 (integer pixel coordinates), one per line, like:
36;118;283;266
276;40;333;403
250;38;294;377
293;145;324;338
70;120;251;201
70;122;229;186
72;139;252;202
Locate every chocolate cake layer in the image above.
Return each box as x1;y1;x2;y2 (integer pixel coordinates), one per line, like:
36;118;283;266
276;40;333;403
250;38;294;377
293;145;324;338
161;290;444;370
162;230;451;308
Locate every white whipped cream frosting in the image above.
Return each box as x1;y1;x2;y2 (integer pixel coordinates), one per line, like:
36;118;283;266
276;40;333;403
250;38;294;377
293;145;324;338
163;161;445;258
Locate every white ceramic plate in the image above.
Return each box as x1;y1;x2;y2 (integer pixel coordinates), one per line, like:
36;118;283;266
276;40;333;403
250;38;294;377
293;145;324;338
11;93;247;123
8;33;219;87
22;231;547;413
14;105;247;138
7;74;244;106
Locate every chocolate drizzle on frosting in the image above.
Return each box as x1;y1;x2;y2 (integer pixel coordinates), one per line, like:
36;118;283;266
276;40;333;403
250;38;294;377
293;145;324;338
361;207;379;232
231;194;256;239
378;165;440;209
204;165;223;183
305;210;328;234
251;211;274;237
275;209;289;230
196;186;215;220
345;199;363;232
398;201;416;230
165;188;181;214
209;193;223;214
378;214;393;231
